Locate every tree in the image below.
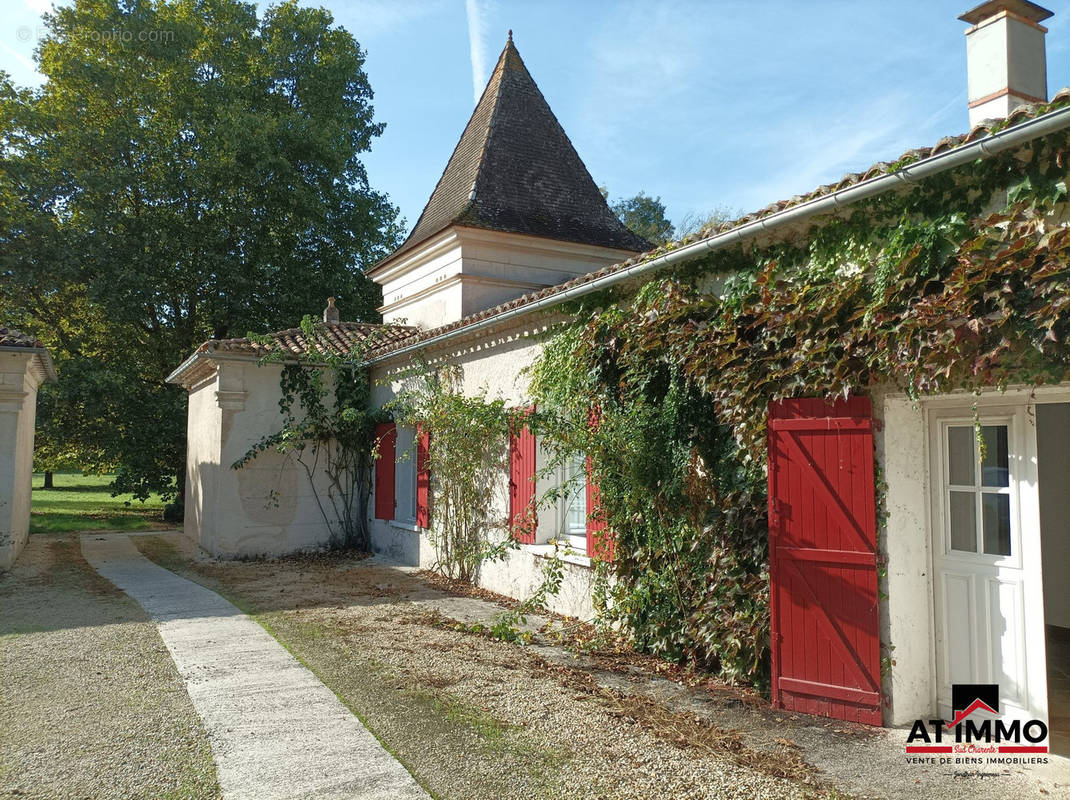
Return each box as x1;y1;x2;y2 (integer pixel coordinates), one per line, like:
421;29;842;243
675;206;740;239
1;0;402;501
611;192;673;245
32;385;77;488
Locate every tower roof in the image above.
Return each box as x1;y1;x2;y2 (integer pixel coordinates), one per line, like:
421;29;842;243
375;34;650;270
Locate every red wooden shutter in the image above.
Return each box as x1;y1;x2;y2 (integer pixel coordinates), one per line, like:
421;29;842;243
374;422;396;520
584;405;613;560
585;458;613;560
416;425;430;528
767;396;882;725
509;409;537;544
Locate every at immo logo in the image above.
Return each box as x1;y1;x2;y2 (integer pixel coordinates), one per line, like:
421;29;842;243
905;684;1049;759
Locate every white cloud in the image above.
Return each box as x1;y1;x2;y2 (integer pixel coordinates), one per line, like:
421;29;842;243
575;0;709;169
465;0;489;105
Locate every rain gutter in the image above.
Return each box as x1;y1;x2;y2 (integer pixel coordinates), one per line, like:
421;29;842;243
366;105;1070;366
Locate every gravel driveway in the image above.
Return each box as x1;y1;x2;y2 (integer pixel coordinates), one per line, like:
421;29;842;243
135;532;1070;800
7;531;1065;800
135;533;827;800
0;533;219;800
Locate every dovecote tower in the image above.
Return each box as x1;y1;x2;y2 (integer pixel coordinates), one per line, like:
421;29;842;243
368;33;649;328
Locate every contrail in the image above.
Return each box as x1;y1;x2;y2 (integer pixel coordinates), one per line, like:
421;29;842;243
465;0;488;105
1;42;36;73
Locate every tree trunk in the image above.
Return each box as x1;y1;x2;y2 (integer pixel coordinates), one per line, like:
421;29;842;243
43;471;54;489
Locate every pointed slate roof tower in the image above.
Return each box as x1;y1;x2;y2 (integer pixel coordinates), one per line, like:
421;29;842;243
389;32;649;259
371;33;650;328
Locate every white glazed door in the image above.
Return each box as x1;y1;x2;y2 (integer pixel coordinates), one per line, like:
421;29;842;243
930;405;1047;721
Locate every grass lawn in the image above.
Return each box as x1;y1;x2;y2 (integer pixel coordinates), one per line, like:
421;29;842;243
30;472;171;534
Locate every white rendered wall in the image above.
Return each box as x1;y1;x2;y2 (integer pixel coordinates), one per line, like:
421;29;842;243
0;353;43;571
375;227;637;330
183;375;222;553
367;320;602;620
875;390;936;725
369;523;599;620
183;359;351;558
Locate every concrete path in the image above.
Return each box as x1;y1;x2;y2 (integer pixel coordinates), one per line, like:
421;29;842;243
80;534;429;800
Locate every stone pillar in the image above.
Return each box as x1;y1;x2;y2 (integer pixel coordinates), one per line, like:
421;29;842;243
0;355;33;570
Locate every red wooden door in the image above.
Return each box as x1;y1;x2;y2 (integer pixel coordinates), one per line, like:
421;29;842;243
767;396;882;725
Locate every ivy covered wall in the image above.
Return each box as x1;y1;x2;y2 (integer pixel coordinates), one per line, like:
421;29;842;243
524;128;1070;686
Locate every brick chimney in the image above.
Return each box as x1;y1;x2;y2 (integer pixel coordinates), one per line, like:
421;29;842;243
960;1;1053;128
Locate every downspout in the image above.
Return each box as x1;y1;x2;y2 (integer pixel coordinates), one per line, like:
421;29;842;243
367;104;1070;366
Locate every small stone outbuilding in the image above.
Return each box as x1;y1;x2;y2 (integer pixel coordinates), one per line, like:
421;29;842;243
0;328;56;570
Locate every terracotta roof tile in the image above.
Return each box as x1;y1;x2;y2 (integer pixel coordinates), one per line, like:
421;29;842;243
363;88;1070;361
0;327;46;349
198;322;418;359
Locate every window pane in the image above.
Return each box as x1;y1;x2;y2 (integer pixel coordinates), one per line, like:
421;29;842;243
980;425;1009;488
948;427;975;486
566;456;587;533
982;493;1012;556
949;491;977;552
394;427;416;522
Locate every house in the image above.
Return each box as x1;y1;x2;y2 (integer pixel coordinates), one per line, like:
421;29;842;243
169;0;1070;741
0;329;56;570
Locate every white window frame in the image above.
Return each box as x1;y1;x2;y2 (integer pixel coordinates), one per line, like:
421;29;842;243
935;414;1022;570
555;455;588;554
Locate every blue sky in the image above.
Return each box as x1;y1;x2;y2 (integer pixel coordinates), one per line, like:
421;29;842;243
5;1;1070;234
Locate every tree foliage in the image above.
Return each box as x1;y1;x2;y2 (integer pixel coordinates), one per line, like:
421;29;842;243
1;0;401;499
389;363;518;581
604;189;738;246
674;205;740;239
610;191;673;245
528;323;769;683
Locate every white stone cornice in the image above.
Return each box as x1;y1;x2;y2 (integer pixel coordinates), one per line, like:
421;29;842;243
0;388;26;414
215;367;247;411
215;390;247;411
367;228;461;283
378;272;555;317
